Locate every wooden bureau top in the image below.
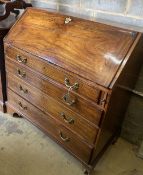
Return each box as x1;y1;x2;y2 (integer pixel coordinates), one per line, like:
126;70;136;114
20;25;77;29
4;8;141;88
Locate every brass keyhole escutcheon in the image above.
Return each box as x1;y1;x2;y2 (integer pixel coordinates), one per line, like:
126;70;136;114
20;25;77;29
63;93;76;106
65;17;72;24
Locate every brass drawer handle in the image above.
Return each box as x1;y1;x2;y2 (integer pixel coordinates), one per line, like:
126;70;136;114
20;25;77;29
18;102;27;110
65;17;72;24
16;55;27;64
63;93;76;106
64;78;79;90
59;132;70;142
19;85;28;94
17;69;26;78
60;112;74;124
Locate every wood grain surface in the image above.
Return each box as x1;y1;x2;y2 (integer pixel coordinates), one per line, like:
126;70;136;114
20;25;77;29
7;89;93;163
5;45;107;102
4;8;143;171
4;8;138;87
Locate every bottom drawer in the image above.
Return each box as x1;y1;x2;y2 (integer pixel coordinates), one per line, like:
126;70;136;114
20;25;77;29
7;89;93;163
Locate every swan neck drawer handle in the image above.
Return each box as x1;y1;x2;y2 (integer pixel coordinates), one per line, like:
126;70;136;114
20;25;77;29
60;112;74;124
19;85;28;94
17;69;26;78
59;132;70;142
18;102;27;110
64;78;79;90
16;55;27;64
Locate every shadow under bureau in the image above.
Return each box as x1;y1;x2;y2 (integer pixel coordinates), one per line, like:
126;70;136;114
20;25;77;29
4;8;143;174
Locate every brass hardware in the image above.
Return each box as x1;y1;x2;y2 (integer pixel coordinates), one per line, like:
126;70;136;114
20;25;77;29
17;69;26;78
63;93;76;106
16;55;27;64
65;17;72;24
60;112;74;124
64;78;79;90
18;102;27;110
19;85;28;94
63;78;78;106
59;132;70;142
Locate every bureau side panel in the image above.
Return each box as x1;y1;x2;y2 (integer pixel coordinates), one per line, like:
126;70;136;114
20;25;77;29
90;34;143;165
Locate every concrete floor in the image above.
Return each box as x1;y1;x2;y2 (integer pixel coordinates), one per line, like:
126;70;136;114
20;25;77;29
0;111;143;175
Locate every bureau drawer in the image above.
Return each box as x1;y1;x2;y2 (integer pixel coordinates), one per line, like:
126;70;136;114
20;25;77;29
6;58;104;125
5;46;106;104
7;89;93;163
7;73;100;144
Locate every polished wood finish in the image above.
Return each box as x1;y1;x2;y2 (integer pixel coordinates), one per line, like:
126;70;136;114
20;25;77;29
5;58;103;125
7;89;93;163
4;8;137;88
90;34;143;165
7;72;99;145
5;46;107;103
4;8;143;173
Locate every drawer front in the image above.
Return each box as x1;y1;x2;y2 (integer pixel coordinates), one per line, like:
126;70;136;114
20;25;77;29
5;46;106;104
7;89;93;163
7;73;99;144
6;58;103;125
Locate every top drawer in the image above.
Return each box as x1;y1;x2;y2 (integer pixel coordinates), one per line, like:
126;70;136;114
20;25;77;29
5;46;107;105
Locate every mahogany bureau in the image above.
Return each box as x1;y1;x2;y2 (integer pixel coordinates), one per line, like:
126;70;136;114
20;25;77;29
4;8;143;174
